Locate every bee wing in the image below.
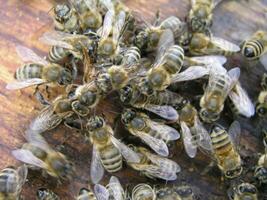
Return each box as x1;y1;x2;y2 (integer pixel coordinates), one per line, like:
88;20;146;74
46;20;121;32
210;36;240;52
28;106;62;134
141;165;178;181
17;164;28;187
132;131;169;157
39;31;75;50
171;66;210;83
84;0;97;10
101;9;114;39
110;136;141;163
6;78;47;90
113;10;126;42
188;55;227;66
149;120;180;140
25;130;51;152
228;120;241;148
90;145;104;184
144;104;178;121
181;121;197;158
228;67;241;89
108;176;125;200
16;45;49;65
194;117;213;151
260;53;267;71
12;149;47;168
94;184;109;200
228;82;255;117
212;0;223;9
155;29;175;65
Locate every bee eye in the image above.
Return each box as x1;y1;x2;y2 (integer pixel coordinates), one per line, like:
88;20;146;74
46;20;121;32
258;107;266;115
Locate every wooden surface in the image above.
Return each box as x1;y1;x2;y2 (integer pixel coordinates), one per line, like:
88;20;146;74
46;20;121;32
0;0;267;199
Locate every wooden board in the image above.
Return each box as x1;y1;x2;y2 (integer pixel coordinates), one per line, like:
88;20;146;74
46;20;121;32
0;0;267;199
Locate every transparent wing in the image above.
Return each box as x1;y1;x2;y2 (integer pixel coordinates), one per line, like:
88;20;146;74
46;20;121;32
108;176;125;200
28;106;62;134
144;105;178;121
90;145;104;184
149;120;180;140
181;121;197;158
187;55;227;66
194;118;213;151
110;136;141;163
16;45;48;65
212;0;223;8
6;78;47;90
17;164;28;187
100;0;114;10
228;82;255;117
131;131;169;157
260;53;267;71
94;184;109;200
210;36;240;52
155;29;174;64
141;165;178;181
84;0;97;10
228;121;241;148
113;10;126;41
12;149;46;168
39;31;75;50
228;67;241;88
171;66;209;83
25;130;51;152
101;9;114;39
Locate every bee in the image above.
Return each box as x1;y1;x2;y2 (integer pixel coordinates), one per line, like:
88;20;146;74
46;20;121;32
256;73;267;117
120;84;182;120
95;46;141;94
127;145;181;180
209;121;243;179
174;101;212;158
131;184;156;200
228;183;258;200
200;66;241;123
106;176;126;200
6;46;73;90
241;30;267;70
157;184;194;200
188;0;223;34
76;187;97;200
53;3;80;33
0;165;28;200
12;133;75;180
135;16;185;52
36;188;60;200
121;108;180;156
87;116;140;183
40;31;97;64
77;184;110;200
189;33;240;56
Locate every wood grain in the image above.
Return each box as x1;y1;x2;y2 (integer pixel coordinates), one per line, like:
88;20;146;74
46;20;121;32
0;0;267;199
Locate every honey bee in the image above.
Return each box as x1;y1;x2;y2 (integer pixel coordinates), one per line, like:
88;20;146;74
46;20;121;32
157;184;194;200
40;31;97;64
36;188;60;200
121;109;180;156
256;73;267;117
12;133;75;180
0;165;28;200
174;102;212;158
76;187;97;200
200;66;240;122
209;121;243;179
53;3;80;33
127;145;181;180
229;183;258;200
6;46;73;90
106;176;126;200
119;84;181;120
135;16;185;52
131;184;156;200
241;30;267;70
87;116;140;183
189;33;240;56
188;0;223;34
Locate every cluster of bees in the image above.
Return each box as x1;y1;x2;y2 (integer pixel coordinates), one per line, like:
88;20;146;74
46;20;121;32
1;0;267;199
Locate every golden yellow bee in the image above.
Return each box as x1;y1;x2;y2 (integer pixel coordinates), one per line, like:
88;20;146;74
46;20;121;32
131;184;156;200
121;108;180;156
36;188;59;200
6;46;73;90
0;165;28;200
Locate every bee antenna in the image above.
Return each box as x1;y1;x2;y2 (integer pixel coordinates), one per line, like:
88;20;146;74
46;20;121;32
47;6;55;14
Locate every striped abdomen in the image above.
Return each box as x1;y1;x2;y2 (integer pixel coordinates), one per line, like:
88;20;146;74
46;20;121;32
15;64;43;80
242;39;264;60
160;16;184;39
0;168;18;196
48;46;71;63
162;45;184;74
123;46;141;66
99;143;122;173
132;184;155;200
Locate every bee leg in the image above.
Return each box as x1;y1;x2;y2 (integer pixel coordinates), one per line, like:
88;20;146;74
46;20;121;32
201;161;215;175
71;57;78;81
34;90;51;106
45;85;51;99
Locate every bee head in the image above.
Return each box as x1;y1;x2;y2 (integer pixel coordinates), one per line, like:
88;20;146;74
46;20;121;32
79;188;90;195
58;69;73;85
98;38;116;56
121;109;136;124
225;165;242;179
71;101;90;117
95;72;112;94
134;31;148;50
243;46;256;58
120;85;133;104
237;183;257;196
79;91;97;107
54;4;71;23
87;116;104;131
200;109;219;123
139;79;154;96
254;166;267;184
256;104;267;117
36;188;50;199
174;185;193;198
55;99;72;113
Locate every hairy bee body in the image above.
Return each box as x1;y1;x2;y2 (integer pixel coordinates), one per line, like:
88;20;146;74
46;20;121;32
132;184;156;200
15;63;43;80
160;16;185;40
36;188;59;200
210;125;242;178
241;30;267;60
233;183;258;200
0;166;27;200
122;46;141;66
77;188;97;200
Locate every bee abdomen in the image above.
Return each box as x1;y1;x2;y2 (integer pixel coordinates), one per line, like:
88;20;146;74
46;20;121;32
242;39;264;59
123;46;141;66
163;45;184;74
15;64;43;80
100;147;122;173
0;168;17;193
160;16;183;38
48;46;70;63
211;131;232;155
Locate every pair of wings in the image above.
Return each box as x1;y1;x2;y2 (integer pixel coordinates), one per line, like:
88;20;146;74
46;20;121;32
6;45;49;90
127;118;180;157
180;116;212;158
90;136;141;184
92;176;125;200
